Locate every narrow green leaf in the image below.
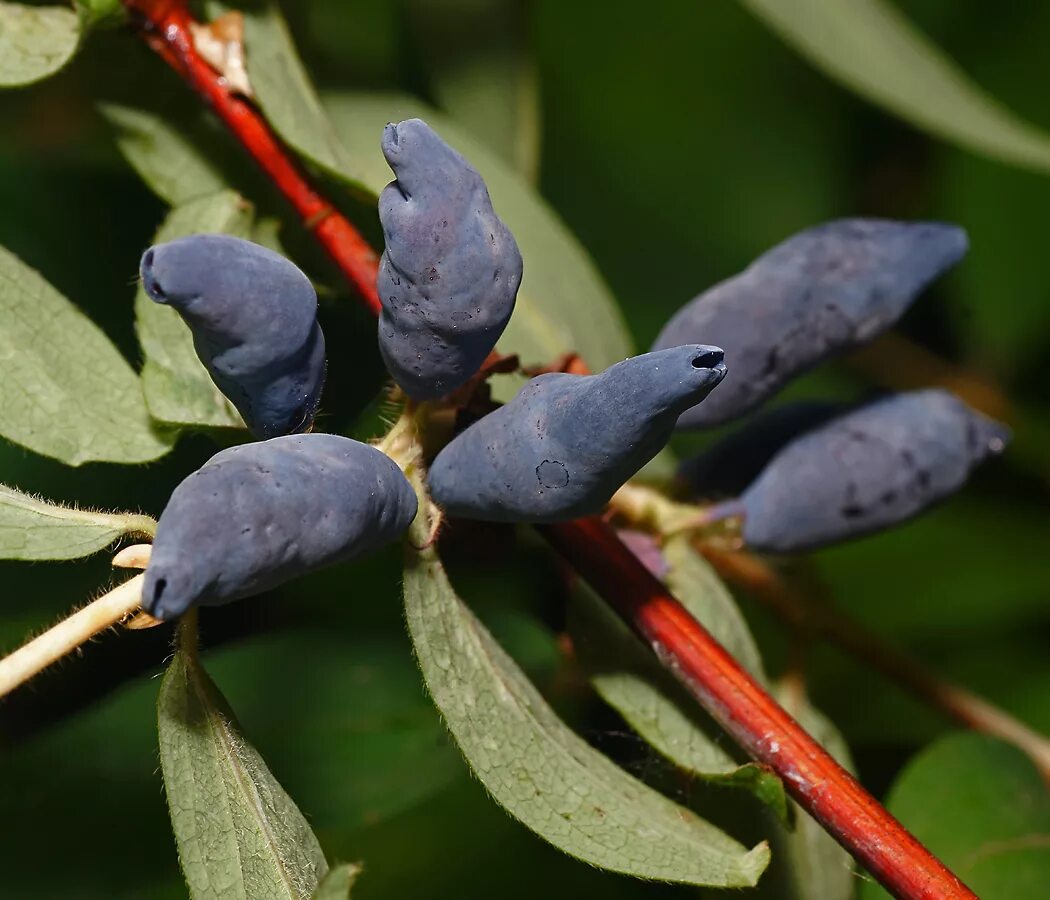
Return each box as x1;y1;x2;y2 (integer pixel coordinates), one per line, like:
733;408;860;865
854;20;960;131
405;0;540;182
403;511;769;886
323;91;634;387
773;685;856;900
0;3;80;87
158;644;330;900
570;535;787;819
220;1;368;192
0;483;154;561
860;733;1050;900
99;102;229;207
135;191;251;431
0;244;172;465
310;864;360;900
739;0;1050;175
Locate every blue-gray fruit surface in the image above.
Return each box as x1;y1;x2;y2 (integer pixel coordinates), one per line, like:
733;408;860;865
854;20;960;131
140;234;326;439
142;434;417;620
428;345;727;523
377;118;522;400
739;389;1009;552
677;401;844;499
652;219;968;428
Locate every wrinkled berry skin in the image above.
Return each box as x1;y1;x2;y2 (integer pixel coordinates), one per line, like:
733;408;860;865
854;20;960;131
428;345;727;523
652;219;968;428
739;390;1009;553
377;118;523;400
140;234;326;439
142;435;417;620
677;401;844;499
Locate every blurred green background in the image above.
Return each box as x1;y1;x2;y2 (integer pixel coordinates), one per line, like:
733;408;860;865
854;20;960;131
0;1;1048;897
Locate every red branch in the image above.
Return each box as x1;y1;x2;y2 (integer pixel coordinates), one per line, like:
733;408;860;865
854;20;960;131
120;3;976;898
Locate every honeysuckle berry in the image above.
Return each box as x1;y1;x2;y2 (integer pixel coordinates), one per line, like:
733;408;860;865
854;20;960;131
428;345;727;523
140;234;326;439
734;389;1009;552
142;434;417;620
377;118;523;400
652;219;968;428
677;401;843;499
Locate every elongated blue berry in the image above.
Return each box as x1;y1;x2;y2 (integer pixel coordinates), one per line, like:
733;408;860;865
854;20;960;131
142;435;417;620
140;234;326;439
428;345;727;522
677;401;843;499
737;390;1009;552
377;118;522;399
652;219;968;428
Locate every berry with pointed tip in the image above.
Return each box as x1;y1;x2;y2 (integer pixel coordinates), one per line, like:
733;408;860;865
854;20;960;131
652;219;968;428
140;234;326;439
736;390;1009;553
677;401;844;500
428;345;727;523
377;118;523;400
142;434;417;620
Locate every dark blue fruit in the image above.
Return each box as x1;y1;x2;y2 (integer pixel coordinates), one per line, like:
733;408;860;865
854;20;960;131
652;219;968;428
377;118;522;400
428;346;727;523
677;401;844;499
737;390;1009;552
140;234;326;439
142;434;417;620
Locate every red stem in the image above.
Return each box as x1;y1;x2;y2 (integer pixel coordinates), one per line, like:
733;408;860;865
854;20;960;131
120;3;976;897
122;0;381;315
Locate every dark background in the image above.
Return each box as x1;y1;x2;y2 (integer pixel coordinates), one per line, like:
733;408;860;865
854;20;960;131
0;1;1047;897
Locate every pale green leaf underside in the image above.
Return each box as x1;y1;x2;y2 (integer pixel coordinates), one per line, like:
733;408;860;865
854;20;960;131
0;3;80;87
740;0;1050;175
158;648;329;900
310;864;360;900
135;191;250;431
323;91;634;390
225;1;370;193
0;482;155;561
571;536;786;820
99;102;229;207
0;244;172;465
403;528;768;886
773;685;856;900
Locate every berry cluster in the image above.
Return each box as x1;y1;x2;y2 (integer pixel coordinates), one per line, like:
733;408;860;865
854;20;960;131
139;118;1009;620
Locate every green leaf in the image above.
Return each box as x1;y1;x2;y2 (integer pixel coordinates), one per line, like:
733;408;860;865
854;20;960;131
0;483;154;561
323;91;634;386
221;1;368;192
860;733;1050;900
569;535;786;818
402;511;769;886
405;0;540;182
74;0;124;31
158;642;330;900
99;102;230;207
135;191;251;431
739;0;1050;175
310;864;360;900
773;684;856;900
0;244;172;465
0;3;80;87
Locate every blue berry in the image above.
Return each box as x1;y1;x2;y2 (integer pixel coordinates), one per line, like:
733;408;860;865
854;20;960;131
140;234;326;439
428;346;727;522
142;434;417;620
677;401;843;499
737;390;1009;552
377;118;522;400
652;219;968;428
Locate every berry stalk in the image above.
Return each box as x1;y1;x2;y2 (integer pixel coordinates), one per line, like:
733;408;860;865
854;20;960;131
120;4;977;897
